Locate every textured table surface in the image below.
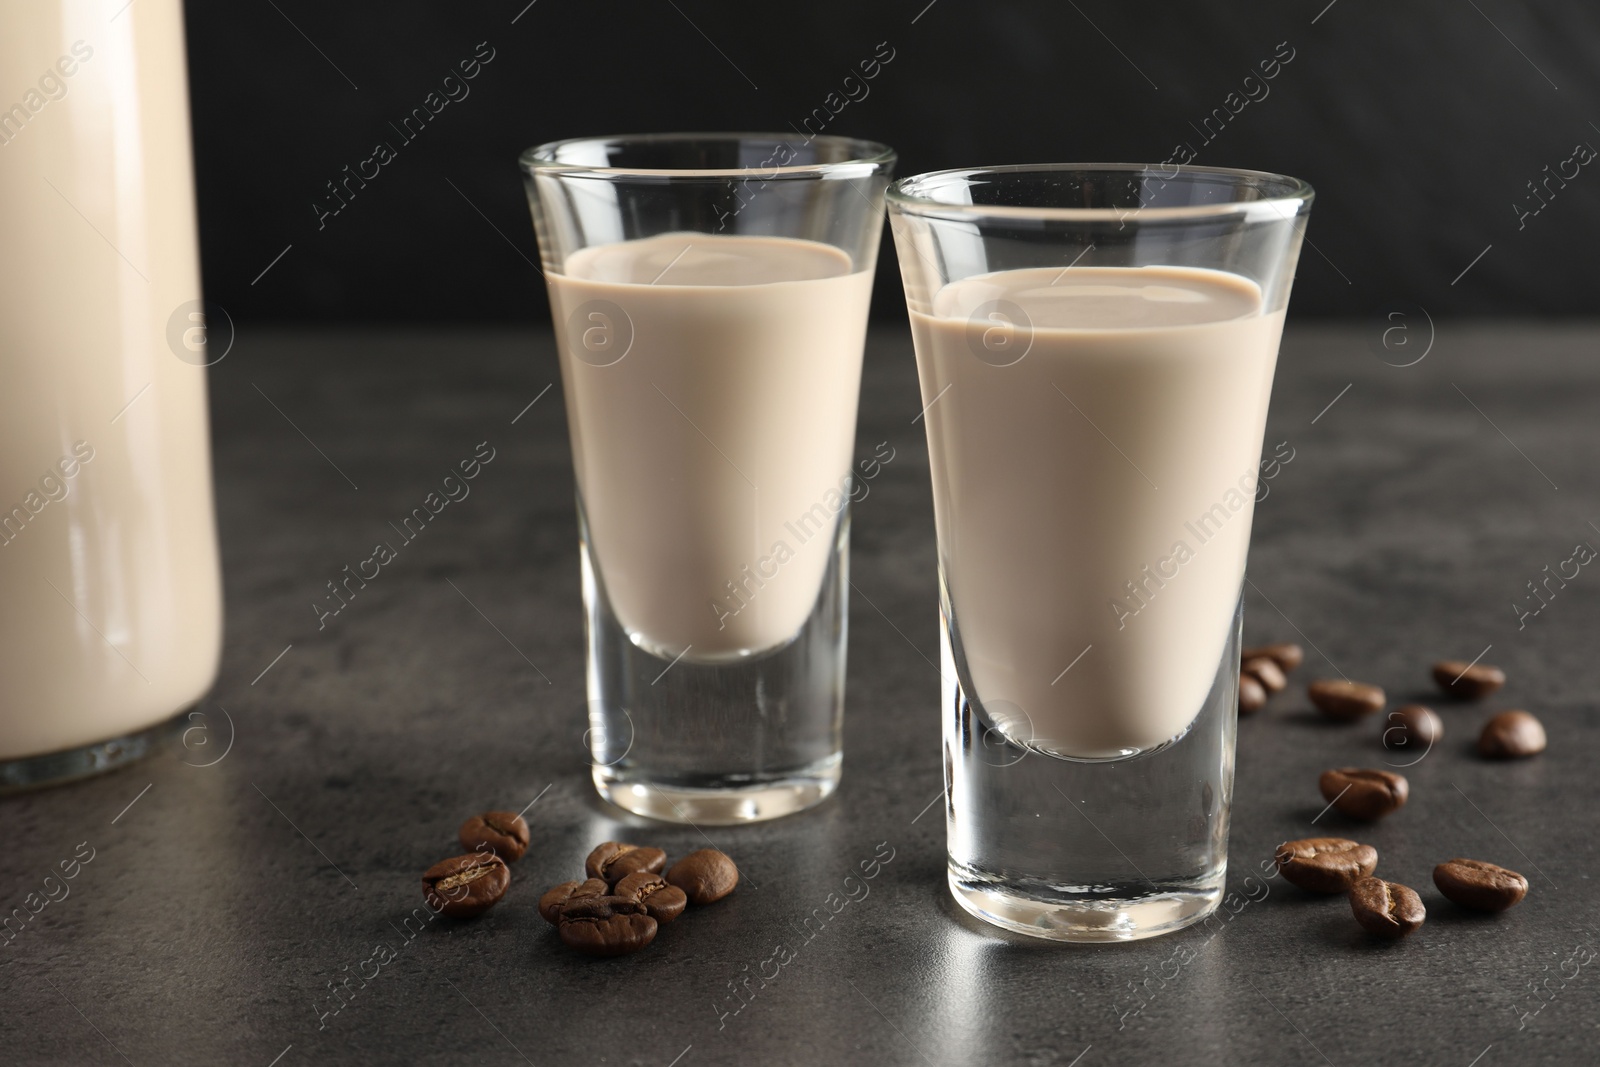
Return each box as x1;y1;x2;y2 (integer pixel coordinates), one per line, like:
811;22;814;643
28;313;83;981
3;322;1597;1066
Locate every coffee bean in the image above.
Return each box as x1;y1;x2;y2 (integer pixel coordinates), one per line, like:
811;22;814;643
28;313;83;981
1433;858;1529;912
538;881;580;924
1239;675;1267;715
1319;768;1408;820
1381;704;1442;751
1432;660;1506;701
666;849;739;904
585;842;668;885
1308;679;1386;720
1478;710;1546;758
421;853;510;918
458;811;530;861
1275;837;1379;893
1348;876;1425;938
1242;657;1287;694
1243;642;1304;673
614;871;689;923
557;895;658;956
537;877;608;925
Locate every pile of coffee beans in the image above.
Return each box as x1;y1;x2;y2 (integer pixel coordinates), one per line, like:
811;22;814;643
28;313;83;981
1253;649;1542;939
420;810;531;918
417;817;740;958
1238;642;1303;713
539;842;739;957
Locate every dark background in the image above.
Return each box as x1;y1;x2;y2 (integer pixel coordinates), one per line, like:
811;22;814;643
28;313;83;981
186;0;1600;323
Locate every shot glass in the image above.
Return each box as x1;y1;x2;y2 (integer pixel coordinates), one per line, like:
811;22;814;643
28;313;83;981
888;164;1312;940
521;134;894;824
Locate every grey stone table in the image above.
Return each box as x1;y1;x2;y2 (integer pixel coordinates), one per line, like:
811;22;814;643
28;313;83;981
4;323;1598;1066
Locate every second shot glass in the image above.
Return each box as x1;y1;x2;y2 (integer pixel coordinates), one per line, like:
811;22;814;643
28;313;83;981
889;163;1312;940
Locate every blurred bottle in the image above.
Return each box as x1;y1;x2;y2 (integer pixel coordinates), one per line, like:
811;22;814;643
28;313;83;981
0;0;223;789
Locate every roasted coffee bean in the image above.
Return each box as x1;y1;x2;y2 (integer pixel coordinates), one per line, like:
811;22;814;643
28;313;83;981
666;849;739;904
1242;656;1287;694
1308;679;1386;720
1478;710;1546;758
537;877;608;925
1275;837;1379;893
1382;704;1442;751
557;895;658;956
1432;660;1506;701
458;811;531;861
1319;768;1409;820
1239;675;1267;715
421;853;510;918
585;842;668;885
1243;642;1304;673
614;871;689;923
1349;876;1425;938
538;881;581;924
1433;858;1529;912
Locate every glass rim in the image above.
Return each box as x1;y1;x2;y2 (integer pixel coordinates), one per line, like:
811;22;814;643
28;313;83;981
888;162;1314;223
519;132;896;181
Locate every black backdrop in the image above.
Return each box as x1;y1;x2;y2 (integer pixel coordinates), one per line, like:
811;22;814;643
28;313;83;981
185;0;1600;323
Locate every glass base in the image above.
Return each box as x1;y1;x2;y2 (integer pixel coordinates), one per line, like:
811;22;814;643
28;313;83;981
0;709;186;796
949;870;1222;943
593;752;841;824
941;591;1242;944
579;492;849;826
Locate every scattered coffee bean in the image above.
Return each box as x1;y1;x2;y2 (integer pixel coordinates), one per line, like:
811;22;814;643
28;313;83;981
666;849;739;905
1432;660;1506;701
1433;858;1529;912
614;871;689;923
585;842;668;885
1243;642;1304;673
1349;876;1425;938
1478;710;1546;759
421;853;510;918
1239;675;1267;715
1308;679;1386;720
1275;837;1379;893
538;877;608;925
1243;656;1287;694
1381;704;1442;751
557;895;658;957
1319;768;1408;820
458;811;531;861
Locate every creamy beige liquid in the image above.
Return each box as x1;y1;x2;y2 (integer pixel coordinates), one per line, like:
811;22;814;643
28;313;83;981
547;233;874;661
910;266;1284;758
0;0;223;760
